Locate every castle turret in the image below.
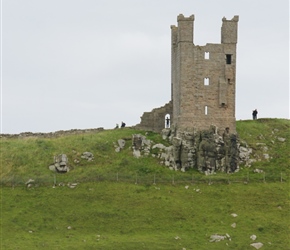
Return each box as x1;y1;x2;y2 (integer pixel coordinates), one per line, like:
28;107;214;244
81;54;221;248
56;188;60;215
177;14;194;43
221;16;239;44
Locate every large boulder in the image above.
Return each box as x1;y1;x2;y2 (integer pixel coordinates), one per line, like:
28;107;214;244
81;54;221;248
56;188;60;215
132;134;151;158
114;139;126;152
49;154;70;173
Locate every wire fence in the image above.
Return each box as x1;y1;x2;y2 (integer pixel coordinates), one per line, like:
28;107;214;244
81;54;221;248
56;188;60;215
1;171;288;188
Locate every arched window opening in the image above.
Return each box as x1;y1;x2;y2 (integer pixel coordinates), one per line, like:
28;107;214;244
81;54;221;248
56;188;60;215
205;106;208;115
165;114;171;128
204;52;210;59
204;78;209;86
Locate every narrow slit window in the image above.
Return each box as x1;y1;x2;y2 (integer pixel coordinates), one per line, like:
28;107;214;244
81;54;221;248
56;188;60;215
205;106;208;115
226;54;232;64
204;52;210;59
204;78;209;86
227;78;231;84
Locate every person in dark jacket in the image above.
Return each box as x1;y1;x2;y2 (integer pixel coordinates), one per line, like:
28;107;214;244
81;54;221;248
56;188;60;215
252;109;258;120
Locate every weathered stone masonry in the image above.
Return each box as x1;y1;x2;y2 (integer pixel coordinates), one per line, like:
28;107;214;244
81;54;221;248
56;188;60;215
137;14;239;135
136;14;240;173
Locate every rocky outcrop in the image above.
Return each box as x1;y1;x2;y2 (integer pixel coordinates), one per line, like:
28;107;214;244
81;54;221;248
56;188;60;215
81;152;94;161
114;139;126;152
49;154;70;173
160;126;240;173
132;134;152;158
126;127;252;174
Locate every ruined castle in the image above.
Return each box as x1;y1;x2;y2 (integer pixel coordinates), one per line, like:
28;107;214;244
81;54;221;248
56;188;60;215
137;14;239;135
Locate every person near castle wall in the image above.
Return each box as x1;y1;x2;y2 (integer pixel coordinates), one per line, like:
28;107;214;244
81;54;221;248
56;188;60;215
166;117;170;128
252;109;258;120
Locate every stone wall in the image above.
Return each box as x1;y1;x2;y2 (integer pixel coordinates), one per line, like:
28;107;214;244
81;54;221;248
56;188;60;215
135;101;173;132
0;128;104;139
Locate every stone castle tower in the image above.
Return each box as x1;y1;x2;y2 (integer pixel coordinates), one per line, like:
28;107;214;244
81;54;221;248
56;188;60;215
137;14;239;134
171;14;239;133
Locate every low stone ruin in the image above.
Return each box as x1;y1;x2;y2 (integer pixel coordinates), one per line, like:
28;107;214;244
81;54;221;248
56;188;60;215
49;154;70;173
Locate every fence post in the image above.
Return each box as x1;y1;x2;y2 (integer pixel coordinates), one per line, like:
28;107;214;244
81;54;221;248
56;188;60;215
263;172;266;183
172;175;175;185
247;172;249;183
135;173;138;184
54;174;56;186
192;174;194;184
209;175;212;185
153;174;156;185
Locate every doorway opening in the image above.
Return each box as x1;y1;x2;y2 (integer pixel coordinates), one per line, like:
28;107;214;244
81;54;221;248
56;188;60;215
165;114;171;128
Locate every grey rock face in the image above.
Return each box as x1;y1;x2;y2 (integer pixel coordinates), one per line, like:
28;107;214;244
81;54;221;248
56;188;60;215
132;134;151;158
161;128;171;140
118;139;126;149
166;127;239;173
114;139;126;152
132;126;252;174
239;145;252;164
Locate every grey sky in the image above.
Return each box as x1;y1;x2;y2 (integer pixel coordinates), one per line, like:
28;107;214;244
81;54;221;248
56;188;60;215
1;0;289;134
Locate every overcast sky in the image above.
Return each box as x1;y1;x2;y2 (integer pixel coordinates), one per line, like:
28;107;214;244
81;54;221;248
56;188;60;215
1;0;289;134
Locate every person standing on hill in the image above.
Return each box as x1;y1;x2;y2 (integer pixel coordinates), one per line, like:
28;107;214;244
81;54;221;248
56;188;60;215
252;109;258;120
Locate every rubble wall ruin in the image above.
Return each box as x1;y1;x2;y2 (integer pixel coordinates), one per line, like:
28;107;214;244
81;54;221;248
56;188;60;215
136;101;173;132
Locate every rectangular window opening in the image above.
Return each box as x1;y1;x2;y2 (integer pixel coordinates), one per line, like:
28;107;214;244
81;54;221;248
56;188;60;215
205;106;208;115
204;52;210;59
226;54;232;64
204;78;209;86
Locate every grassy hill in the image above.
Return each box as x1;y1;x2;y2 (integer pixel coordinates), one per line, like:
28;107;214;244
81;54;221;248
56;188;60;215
1;119;289;249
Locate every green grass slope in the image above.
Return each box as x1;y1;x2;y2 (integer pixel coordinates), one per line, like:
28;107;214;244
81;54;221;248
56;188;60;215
1;119;289;249
1;182;289;249
236;118;289;180
1;119;289;184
